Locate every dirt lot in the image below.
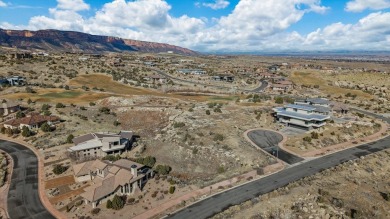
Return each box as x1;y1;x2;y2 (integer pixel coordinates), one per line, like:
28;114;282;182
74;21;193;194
213;149;390;219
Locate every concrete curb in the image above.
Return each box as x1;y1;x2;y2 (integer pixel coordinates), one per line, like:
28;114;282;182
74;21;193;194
0;135;67;219
0;149;13;219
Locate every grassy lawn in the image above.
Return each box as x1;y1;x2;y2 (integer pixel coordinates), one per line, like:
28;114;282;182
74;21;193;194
290;71;373;99
2;88;111;103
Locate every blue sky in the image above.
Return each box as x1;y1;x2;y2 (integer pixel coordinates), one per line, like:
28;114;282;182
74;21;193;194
1;0;390;52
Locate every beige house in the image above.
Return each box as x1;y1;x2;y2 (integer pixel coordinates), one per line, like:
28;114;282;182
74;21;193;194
73;159;153;208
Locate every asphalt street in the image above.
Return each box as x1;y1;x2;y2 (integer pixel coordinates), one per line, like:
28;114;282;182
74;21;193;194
247;130;304;164
0;140;55;219
152;68;268;93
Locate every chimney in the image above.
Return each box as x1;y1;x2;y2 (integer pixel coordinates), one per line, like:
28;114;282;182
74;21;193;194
131;164;137;177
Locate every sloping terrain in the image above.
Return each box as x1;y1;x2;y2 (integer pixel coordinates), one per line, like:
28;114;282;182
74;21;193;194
0;28;196;55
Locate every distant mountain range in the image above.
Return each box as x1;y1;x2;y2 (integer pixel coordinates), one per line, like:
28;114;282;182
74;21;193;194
0;29;197;55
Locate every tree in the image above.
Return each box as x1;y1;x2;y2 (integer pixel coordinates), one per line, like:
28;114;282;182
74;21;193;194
111;195;124;210
41;122;51;132
89;102;96;106
0;127;5;134
27;98;32;104
106;200;113;209
206;110;210;115
21;126;32;137
64;85;70;90
66;134;74;144
16;111;25;118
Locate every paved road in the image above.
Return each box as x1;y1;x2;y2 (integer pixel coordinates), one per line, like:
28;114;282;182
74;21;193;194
168;110;390;219
152;68;268;93
247;130;303;164
0;140;55;219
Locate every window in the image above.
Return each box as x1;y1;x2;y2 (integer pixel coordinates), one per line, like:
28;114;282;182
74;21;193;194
113;141;119;146
294;108;297;112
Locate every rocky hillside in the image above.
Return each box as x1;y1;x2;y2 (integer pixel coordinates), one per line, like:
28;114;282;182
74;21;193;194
0;29;197;55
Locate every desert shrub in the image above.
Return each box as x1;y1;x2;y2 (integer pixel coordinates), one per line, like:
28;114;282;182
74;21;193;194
206;110;210;115
169;186;175;194
173;122;185;128
56;103;65;108
41;122;52;132
113;120;121;126
213;108;222;113
89;102;96;106
21;126;32;137
127;198;135;204
274;96;284;104
53;164;68;175
91;208;100;215
111;195;125;210
213;134;224;141
106;200;112;209
311;132;319;139
16;111;25;118
66;134;74;143
99;107;111;114
0;127;5;134
103;154;121;162
155;164;172;175
41;104;50;111
217;166;225;173
136;156;156;167
303;136;312;142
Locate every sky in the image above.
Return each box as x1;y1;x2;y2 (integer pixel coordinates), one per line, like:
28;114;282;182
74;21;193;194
0;0;390;52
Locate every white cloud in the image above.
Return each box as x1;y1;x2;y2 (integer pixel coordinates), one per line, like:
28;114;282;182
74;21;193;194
345;0;390;12
202;0;230;10
302;12;390;50
57;0;90;11
0;0;7;7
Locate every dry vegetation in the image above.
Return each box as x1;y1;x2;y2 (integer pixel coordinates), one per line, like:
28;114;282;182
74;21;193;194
213;149;390;219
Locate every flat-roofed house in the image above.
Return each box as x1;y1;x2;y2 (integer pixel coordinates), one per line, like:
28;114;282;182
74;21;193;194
295;98;330;107
68;131;134;159
0;101;21;116
72;159;153;208
273;104;330;130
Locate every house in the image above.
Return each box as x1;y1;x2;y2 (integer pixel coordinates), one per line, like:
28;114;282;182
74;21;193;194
73;159;153;208
3;113;59;130
8;76;26;86
259;72;274;79
271;84;290;92
178;69;206;75
273;104;330;130
294;98;330;107
149;75;167;84
0;101;21;116
211;75;235;82
68;131;134;159
331;102;349;114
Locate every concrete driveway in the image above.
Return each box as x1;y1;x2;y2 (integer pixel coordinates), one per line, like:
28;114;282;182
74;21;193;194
0;140;55;219
247;130;304;164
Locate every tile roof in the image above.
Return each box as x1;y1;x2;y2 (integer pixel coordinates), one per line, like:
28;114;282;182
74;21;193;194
4;114;59;127
78;159;145;202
